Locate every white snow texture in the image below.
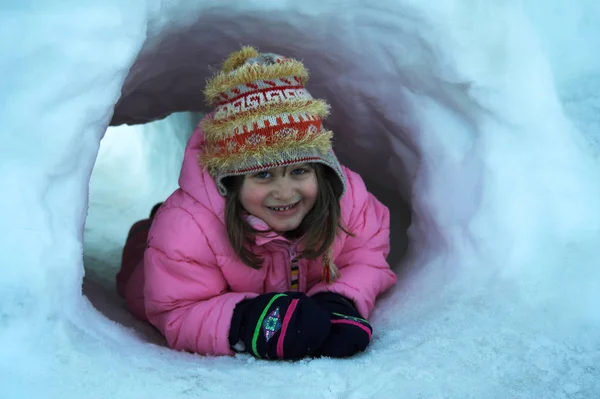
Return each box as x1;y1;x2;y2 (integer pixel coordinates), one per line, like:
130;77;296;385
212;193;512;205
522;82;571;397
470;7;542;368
1;1;600;398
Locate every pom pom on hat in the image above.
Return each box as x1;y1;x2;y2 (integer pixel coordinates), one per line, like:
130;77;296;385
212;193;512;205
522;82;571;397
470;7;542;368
221;46;260;73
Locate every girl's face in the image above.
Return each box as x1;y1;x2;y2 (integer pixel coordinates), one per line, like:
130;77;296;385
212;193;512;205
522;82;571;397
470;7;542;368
240;163;318;232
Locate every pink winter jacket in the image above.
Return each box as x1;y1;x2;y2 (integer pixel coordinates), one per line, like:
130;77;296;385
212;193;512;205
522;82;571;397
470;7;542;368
124;121;397;356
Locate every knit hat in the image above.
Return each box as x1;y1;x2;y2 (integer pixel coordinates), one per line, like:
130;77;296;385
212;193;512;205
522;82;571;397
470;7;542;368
199;46;346;198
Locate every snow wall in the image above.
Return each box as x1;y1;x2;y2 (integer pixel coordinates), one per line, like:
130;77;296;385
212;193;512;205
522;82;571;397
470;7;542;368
1;1;600;398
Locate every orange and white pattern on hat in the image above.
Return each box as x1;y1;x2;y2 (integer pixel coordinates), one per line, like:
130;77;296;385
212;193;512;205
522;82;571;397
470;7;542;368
200;50;334;176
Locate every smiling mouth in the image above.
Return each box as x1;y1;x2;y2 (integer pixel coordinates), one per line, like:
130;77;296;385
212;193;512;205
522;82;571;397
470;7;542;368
267;202;299;212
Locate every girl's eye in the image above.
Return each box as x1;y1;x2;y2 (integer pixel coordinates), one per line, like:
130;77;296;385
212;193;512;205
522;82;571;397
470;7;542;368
255;171;271;179
291;168;308;175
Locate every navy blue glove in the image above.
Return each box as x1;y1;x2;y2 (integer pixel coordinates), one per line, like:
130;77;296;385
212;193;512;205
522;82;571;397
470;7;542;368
311;292;373;358
229;292;331;360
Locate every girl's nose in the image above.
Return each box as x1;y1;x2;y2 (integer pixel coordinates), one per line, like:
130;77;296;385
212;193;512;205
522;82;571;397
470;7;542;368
272;178;295;201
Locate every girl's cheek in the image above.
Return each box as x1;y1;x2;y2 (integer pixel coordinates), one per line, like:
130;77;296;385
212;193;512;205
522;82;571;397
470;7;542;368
241;184;268;205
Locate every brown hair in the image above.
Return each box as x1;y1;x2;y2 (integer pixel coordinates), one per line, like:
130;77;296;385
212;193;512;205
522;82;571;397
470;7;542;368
223;164;351;269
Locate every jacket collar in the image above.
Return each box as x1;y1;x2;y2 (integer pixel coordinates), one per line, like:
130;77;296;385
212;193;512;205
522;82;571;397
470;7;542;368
246;214;304;249
246;214;283;246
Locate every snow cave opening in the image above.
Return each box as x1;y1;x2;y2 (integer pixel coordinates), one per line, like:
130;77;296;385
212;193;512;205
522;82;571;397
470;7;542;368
78;3;555;360
6;2;600;398
81;22;417;343
82;110;413;344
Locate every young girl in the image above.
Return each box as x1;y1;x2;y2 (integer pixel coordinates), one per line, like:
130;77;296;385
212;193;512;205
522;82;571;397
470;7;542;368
117;46;397;360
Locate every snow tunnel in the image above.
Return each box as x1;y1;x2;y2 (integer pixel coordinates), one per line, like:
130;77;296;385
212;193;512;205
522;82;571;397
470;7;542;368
2;1;600;398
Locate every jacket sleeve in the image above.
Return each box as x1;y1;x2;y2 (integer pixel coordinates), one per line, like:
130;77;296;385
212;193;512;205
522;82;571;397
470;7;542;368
143;205;257;356
307;169;397;319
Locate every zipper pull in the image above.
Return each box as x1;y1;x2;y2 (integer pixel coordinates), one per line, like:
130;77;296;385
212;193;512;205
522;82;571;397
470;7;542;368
289;245;299;291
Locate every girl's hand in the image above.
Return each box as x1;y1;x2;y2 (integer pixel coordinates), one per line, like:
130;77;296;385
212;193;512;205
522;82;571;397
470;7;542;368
230;292;331;360
311;292;373;358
